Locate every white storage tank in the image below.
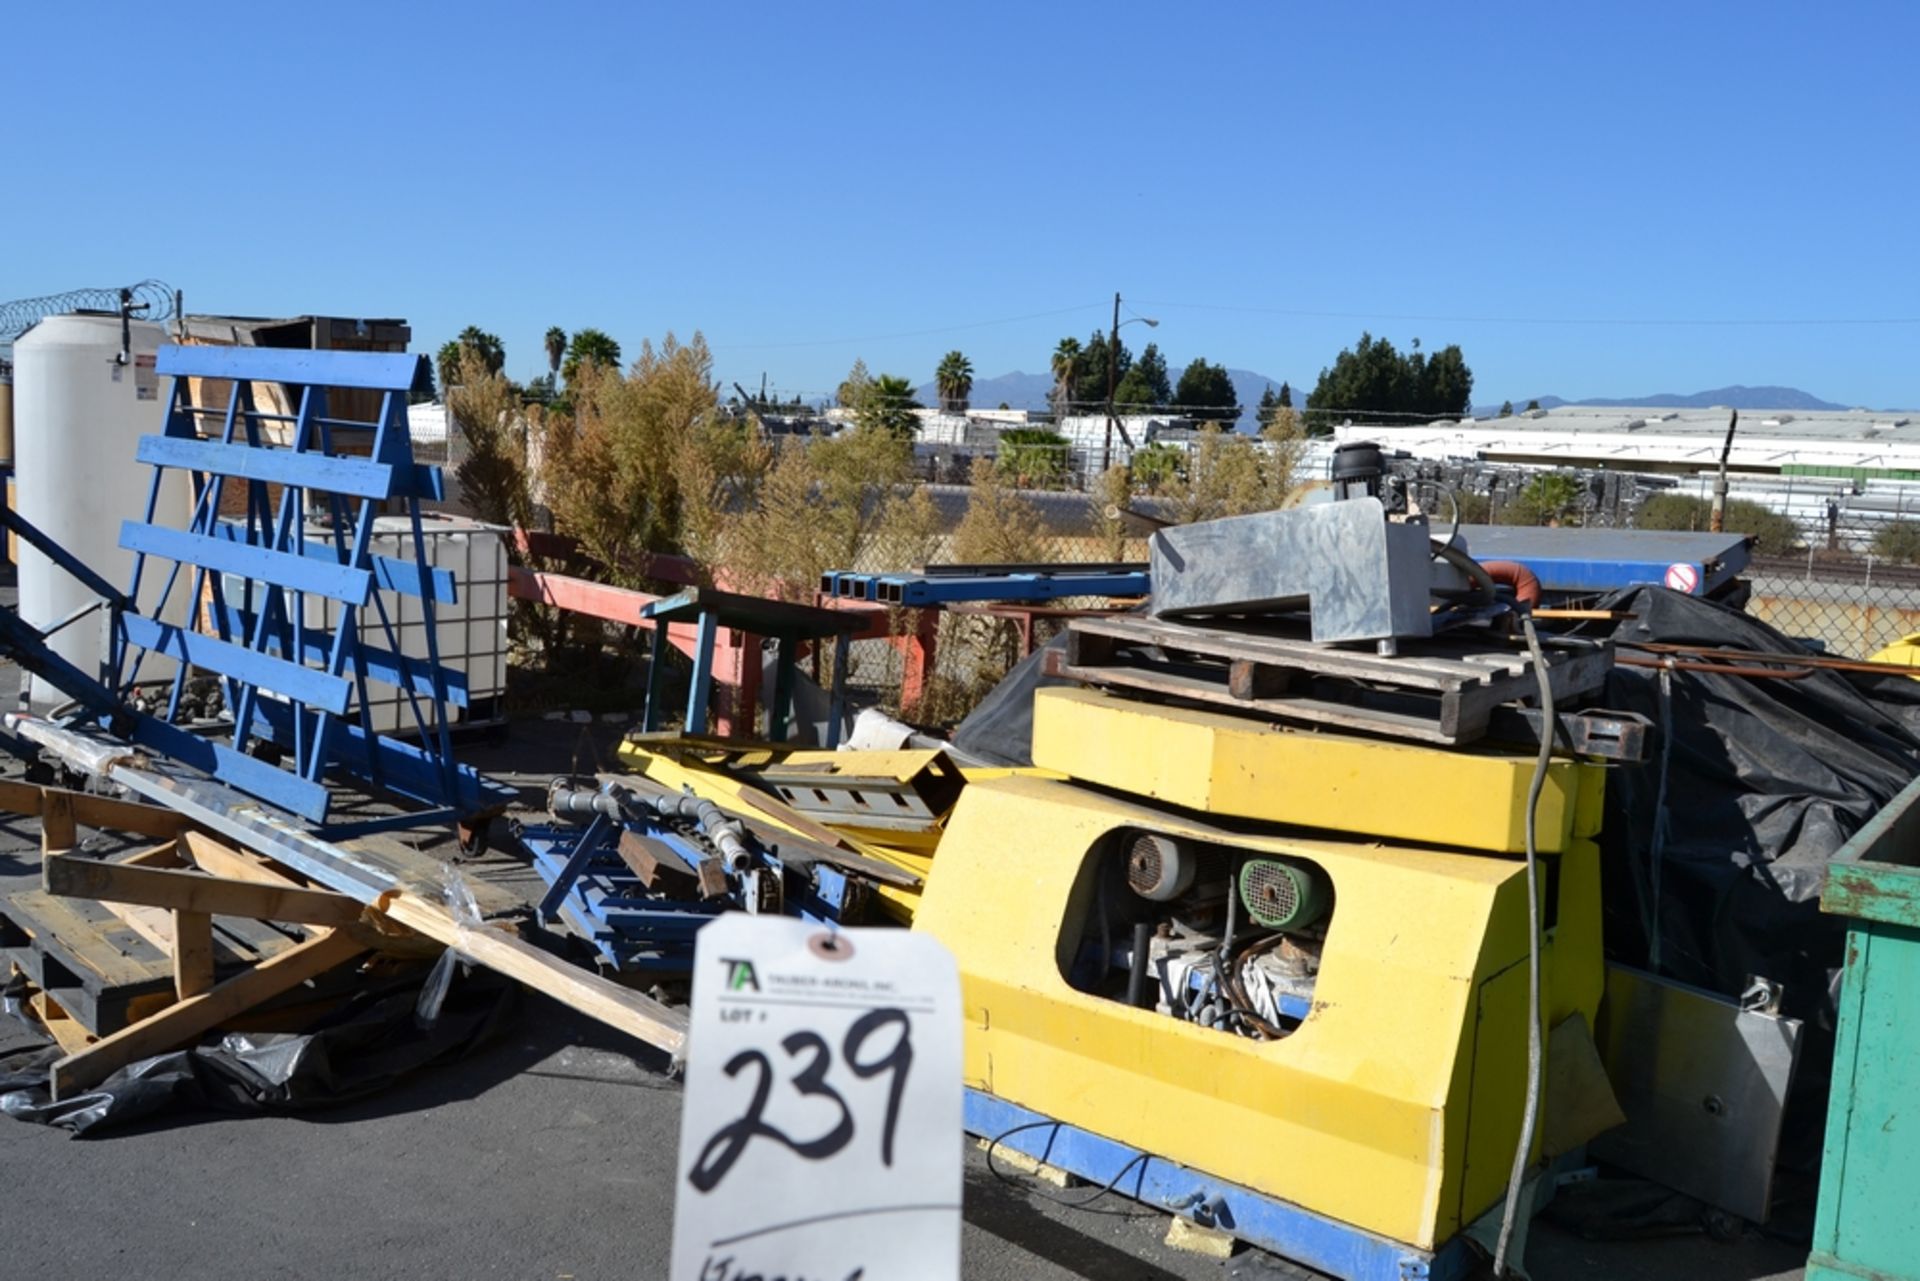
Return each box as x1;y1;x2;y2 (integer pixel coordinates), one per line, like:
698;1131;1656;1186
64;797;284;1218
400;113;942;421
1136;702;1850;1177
13;313;193;707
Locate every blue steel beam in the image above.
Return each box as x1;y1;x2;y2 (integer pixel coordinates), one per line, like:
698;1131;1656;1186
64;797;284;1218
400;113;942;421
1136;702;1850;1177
217;604;470;707
120;614;352;715
209;522;456;603
136;435;398;499
866;571;1151;606
156;343;421;393
121;522;374;605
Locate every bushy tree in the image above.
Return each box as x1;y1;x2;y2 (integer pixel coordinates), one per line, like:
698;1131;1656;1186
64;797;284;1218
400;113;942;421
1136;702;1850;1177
1175;359;1239;423
1303;332;1472;435
541;332;717;585
1129;441;1187;493
447;349;532;530
995;428;1070;488
1113;342;1171;411
544;327;568;379
934;350;974;413
562;328;622;384
1499;400;1514;418
1635;493;1802;555
1874;520;1920;565
1069;329;1131;409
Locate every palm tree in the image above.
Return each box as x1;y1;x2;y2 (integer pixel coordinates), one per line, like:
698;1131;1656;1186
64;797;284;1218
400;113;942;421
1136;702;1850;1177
934;350;974;414
456;325;505;375
858;374;923;439
1050;337;1082;418
561;328;622;384
544;327;567;379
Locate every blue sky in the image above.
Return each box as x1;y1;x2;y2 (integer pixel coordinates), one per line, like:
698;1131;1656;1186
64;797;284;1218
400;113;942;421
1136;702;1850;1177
8;1;1918;408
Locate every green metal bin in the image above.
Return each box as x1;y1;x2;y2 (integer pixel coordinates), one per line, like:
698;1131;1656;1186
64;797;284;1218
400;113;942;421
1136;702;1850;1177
1810;773;1920;1281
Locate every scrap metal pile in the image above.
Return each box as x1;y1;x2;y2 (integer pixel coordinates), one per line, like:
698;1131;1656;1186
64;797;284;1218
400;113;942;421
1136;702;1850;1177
5;335;1920;1281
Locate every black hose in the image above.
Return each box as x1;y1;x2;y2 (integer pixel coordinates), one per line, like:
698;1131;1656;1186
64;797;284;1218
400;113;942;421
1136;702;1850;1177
1126;922;1154;1009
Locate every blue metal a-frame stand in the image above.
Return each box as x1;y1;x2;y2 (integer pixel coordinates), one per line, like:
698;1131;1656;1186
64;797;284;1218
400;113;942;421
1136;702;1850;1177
111;343;509;827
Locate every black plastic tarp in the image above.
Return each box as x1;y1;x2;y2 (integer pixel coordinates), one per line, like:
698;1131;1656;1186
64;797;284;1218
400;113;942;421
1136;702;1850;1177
0;965;516;1137
1594;586;1920;1018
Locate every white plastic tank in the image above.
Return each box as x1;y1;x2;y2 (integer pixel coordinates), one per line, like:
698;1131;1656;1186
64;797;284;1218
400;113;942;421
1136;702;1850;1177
14;314;193;707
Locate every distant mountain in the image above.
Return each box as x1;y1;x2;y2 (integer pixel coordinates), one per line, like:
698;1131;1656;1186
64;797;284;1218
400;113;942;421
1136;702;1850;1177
915;370;1054;412
1471;385;1848;417
916;367;1299;427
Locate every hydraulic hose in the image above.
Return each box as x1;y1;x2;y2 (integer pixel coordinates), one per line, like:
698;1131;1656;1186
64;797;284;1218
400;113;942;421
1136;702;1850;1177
1493;613;1556;1276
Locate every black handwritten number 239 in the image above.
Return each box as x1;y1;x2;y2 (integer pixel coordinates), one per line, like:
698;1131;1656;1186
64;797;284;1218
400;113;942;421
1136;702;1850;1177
689;1008;914;1193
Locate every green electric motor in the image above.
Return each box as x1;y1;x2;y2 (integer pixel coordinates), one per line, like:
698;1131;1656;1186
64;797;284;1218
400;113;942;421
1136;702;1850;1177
1238;858;1330;930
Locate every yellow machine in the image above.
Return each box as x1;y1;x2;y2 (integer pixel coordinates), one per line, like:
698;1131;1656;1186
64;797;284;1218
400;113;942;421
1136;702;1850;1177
621;685;1609;1277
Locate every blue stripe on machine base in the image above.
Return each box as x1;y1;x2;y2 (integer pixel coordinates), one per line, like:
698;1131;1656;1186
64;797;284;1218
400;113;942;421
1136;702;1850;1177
962;1091;1473;1281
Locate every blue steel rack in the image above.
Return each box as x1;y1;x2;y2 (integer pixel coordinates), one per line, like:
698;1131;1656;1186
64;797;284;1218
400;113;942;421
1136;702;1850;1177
110;344;511;827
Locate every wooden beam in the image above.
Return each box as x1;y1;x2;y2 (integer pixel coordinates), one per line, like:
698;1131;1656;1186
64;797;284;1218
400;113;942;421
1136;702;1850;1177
180;831;306;887
373;888;687;1056
0;780;196;840
172;911;214;999
43;855;365;927
120;840;188;869
40;789;75;856
50;929;367;1099
28;992;95;1055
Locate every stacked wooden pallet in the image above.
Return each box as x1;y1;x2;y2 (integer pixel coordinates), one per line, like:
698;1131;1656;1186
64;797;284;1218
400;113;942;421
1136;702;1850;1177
1043;614;1617;748
0;780;504;1099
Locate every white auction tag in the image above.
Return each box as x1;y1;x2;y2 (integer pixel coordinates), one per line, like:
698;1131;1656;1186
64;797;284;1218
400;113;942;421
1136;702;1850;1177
670;915;962;1281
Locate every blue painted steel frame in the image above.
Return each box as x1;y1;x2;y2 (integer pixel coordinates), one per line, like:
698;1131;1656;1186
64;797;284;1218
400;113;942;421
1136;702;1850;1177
965;1091;1475;1281
109;343;502;826
519;820;726;970
823;569;1152;606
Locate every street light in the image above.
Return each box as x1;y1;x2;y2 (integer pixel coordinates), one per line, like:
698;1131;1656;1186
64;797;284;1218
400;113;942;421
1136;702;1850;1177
1104;291;1159;473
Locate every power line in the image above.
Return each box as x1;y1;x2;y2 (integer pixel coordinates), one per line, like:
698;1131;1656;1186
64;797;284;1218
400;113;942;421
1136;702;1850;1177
1130;299;1920;328
711;302;1106;352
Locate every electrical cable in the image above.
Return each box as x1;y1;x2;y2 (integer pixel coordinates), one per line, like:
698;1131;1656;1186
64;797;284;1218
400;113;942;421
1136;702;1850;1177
1492;611;1557;1277
984;1121;1152;1213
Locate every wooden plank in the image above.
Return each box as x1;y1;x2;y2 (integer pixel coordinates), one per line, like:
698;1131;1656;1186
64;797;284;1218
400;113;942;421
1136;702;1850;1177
181;831;308;887
371;887;687;1056
41;789;76;855
1050;658;1460;744
121;841;188;869
616;831;700;899
173;911;214;999
43;856;366;927
49;929;369;1099
28;992;95;1055
0;781;197;839
3;890;164;991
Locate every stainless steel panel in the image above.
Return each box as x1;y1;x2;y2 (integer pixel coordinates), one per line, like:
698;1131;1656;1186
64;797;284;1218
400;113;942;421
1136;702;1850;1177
1591;964;1803;1222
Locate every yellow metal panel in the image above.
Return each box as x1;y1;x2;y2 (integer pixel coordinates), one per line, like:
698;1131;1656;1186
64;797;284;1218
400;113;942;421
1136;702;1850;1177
909;773;1600;1248
612;746;929;920
1030;687;1590;855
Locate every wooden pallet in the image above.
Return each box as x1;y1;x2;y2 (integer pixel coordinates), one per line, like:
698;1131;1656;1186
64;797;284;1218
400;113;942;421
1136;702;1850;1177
1;863;310;1036
1044;615;1614;745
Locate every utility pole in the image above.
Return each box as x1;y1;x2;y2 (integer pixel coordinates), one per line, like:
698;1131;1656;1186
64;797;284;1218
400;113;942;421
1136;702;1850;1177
1103;292;1153;473
1709;409;1738;533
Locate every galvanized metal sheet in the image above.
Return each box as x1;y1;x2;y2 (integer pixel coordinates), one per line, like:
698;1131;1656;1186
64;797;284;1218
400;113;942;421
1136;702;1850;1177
1591;964;1802;1222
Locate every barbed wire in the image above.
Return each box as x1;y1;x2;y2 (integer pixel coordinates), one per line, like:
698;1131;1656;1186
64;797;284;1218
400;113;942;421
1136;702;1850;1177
0;280;180;344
